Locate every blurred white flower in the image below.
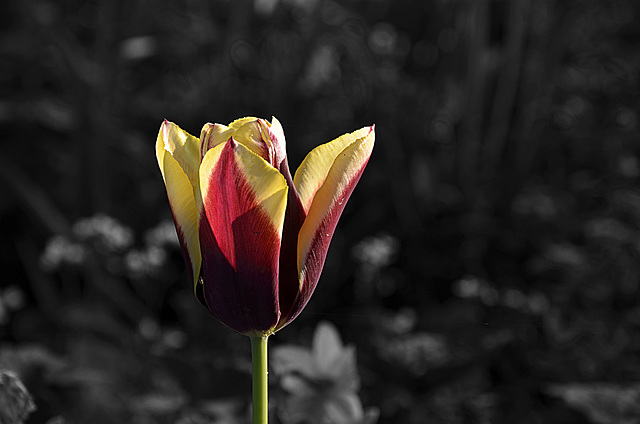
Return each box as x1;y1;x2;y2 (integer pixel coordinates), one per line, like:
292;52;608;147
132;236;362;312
0;286;26;326
543;242;588;269
125;246;167;277
272;321;378;424
73;214;133;251
40;235;87;270
144;220;179;248
453;275;550;316
120;35;158;61
352;233;399;267
585;217;632;243
452;275;483;299
300;43;341;93
548;383;640;424
376;332;449;376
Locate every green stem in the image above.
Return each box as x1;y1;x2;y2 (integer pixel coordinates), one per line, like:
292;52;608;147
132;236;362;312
250;335;269;424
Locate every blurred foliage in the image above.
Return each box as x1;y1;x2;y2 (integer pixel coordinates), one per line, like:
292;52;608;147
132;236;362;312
271;321;379;424
0;370;36;424
1;0;640;422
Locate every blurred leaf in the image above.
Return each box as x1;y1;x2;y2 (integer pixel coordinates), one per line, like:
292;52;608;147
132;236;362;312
313;321;345;374
0;370;36;424
0;345;65;382
273;321;373;424
375;332;449;377
548;383;640;424
270;346;313;377
133;392;187;416
280;390;365;424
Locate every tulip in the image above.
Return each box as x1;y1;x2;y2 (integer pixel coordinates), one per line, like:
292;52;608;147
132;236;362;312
157;116;374;423
156;117;375;336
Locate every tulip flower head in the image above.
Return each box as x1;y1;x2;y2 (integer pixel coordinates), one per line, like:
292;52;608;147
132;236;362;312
157;117;374;337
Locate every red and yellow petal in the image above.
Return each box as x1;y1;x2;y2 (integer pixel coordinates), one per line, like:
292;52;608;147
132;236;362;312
281;127;374;327
157;120;201;187
266;116;287;169
200;123;233;159
233;118;273;162
156;121;202;287
293;126;373;213
201;117;288;170
198;138;289;335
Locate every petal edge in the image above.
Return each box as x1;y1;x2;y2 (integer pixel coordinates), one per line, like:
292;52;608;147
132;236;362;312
161;151;202;286
293;126;373;213
279;127;374;329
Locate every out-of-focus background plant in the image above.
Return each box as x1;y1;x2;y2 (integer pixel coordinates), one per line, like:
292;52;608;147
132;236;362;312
1;0;640;423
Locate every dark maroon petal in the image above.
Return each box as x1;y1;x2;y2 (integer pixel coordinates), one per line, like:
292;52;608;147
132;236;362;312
276;159;307;326
198;139;287;335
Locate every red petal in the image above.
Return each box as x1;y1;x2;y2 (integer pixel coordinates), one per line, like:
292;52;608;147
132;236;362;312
279;127;375;329
198;138;288;335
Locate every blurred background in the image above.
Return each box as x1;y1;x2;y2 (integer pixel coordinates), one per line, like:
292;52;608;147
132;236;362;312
1;0;640;423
